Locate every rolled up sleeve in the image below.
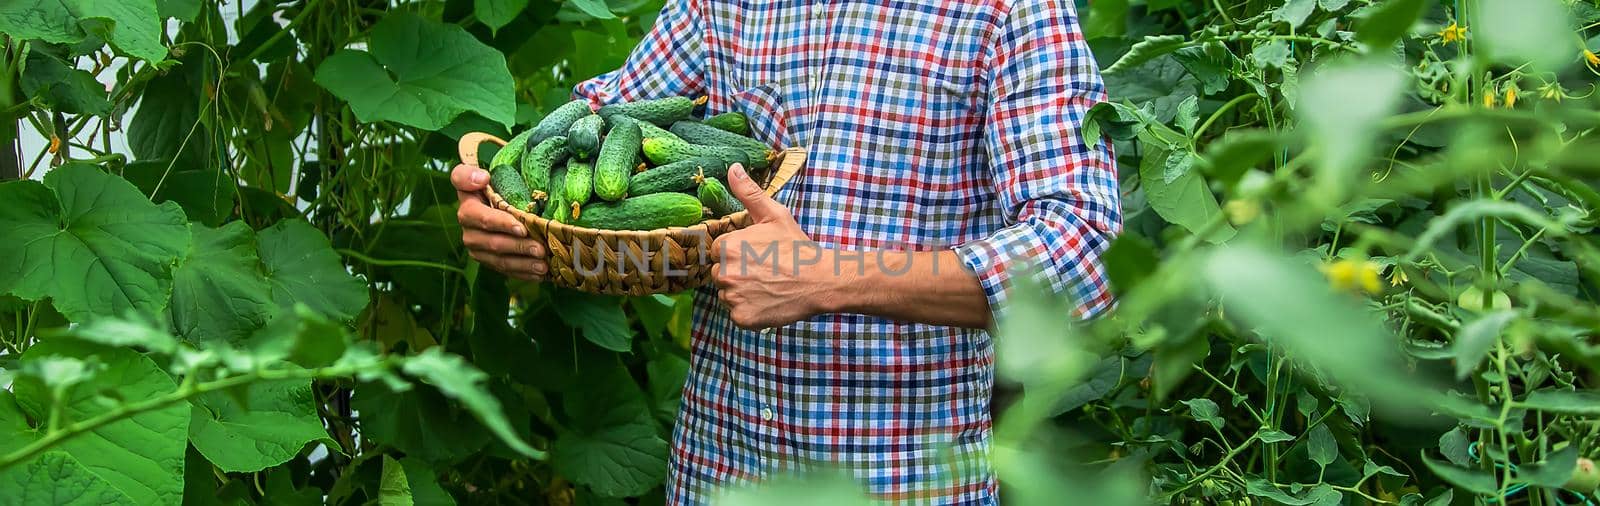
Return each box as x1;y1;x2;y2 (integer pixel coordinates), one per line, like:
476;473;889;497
955;0;1121;319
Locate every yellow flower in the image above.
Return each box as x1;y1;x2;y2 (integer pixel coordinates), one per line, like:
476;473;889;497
1223;199;1261;225
48;135;61;154
1483;91;1496;108
1504;87;1518;108
1541;83;1566;102
1321;258;1384;295
1585;49;1600;67
1437;23;1466;43
1389;267;1408;287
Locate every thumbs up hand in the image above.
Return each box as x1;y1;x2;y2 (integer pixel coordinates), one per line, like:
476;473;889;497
709;164;837;330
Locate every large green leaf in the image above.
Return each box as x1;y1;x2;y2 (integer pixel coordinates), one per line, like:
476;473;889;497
188;378;333;473
4;341;189;505
568;0;618;20
0;0;167;62
256;219;370;321
1474;0;1574;72
1420;454;1498;495
1449;311;1515;380
1353;0;1424;50
352;383;491;464
20;48;110;116
0;452;133;505
128;64;212;170
313;13;516;130
379;455;415;506
155;0;199;21
552;368;667;497
169;222;275;343
0;163;190;322
400;348;543;459
121;162;236;227
1520;390;1600;416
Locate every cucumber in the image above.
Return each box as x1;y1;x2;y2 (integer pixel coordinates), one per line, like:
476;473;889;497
489;129;536;170
697;175;745;217
597;96;706;126
670;121;773;169
631;157;729;196
532;100;592;145
542;165;570;221
567;114;604;159
490;165;534;212
611;115;681;143
702;112;750;136
594;120;641;201
520;136;569;204
641;136;751;167
565;159;594;205
573;192;707;230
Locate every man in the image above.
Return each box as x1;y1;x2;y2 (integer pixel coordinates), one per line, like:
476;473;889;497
450;0;1119;502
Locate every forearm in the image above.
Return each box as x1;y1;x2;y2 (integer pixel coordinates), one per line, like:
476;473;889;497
814;249;992;329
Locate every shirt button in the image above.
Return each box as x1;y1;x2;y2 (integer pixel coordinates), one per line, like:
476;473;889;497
760;406;775;421
760;328;774;338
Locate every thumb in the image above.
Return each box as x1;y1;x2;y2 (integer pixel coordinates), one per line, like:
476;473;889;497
727;163;790;223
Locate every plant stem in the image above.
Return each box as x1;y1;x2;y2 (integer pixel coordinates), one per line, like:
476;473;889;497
1191;94;1259;143
337;248;467;275
1159;434;1260;500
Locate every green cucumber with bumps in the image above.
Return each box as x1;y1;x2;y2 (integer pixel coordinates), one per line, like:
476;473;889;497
670;121;772;168
566;114;604;159
532;100;592;144
520;136;569;204
597;96;706;126
611;115;681;144
491;165;535;212
630;157;729;196
489;129;536;170
701;112;750;136
573;192;706;230
595;120;641;201
542;165;570;221
641;136;751;167
564;159;594;206
697;175;745;217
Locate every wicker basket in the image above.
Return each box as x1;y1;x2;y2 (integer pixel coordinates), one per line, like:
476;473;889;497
458;132;806;295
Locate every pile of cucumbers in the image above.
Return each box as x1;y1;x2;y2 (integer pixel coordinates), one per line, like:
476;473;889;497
486;96;773;231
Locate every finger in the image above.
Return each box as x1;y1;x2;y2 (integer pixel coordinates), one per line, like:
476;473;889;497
463;229;545;257
451;164;492;192
471;251;548;278
726;164;792;224
457;198;528;236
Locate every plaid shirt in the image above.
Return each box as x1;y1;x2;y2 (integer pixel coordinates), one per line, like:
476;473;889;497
575;0;1118;503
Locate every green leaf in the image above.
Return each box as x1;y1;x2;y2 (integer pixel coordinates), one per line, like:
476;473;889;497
1307;424;1336;467
129;65;211;169
1141;149;1236;243
1473;0;1574;72
995;268;1096;386
1103;35;1188;75
1354;0;1425;50
552;290;634;352
1516;446;1579;488
1082;0;1128;39
1250;40;1292;69
256;219;369;321
1172;42;1236;95
121;162;237;227
1103;57;1198;124
0;164;190;322
646;352;690;429
568;0;618;19
401;348;544;459
1296;59;1406;212
1450;310;1515;380
1439;427;1472;467
1421;453;1498;495
0;452;133;505
0;0;167;62
1257;428;1295;443
351;382;491;464
379;455;415;506
396;457;456;506
63;317;178;354
169;223;275;343
476;0;529;32
3;341;188;504
1319;0;1350;11
1181;398;1223;430
313;13;516;130
1103;234;1159;294
554;368;668;497
1175;95;1199;135
1245;479;1326;505
20;48;110;116
1272;0;1317;28
1199;130;1281;188
1520;390;1600;416
188;378;333;473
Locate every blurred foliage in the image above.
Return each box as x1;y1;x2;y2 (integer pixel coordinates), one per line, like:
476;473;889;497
1;0;1599;504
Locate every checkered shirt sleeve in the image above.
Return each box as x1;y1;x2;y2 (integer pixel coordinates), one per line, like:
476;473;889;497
572;0;705;105
954;0;1121;318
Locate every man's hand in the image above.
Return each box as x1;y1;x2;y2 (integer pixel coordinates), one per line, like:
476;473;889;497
451;164;548;281
710;165;842;329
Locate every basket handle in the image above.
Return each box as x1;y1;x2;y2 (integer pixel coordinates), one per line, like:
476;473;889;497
457;131;804;197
